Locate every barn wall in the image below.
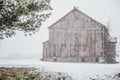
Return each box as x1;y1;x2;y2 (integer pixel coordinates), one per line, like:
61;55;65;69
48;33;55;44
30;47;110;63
49;9;103;58
42;8;116;63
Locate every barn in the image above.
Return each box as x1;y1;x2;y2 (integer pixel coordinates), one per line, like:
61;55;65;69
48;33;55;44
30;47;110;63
42;7;117;63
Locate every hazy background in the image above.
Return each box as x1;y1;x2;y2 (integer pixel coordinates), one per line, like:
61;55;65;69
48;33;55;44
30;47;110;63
0;0;120;60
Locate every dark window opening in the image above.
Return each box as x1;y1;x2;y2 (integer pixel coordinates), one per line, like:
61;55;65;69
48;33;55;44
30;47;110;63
95;58;99;62
81;58;85;62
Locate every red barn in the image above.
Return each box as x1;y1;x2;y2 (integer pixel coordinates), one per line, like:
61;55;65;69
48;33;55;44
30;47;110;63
42;7;117;63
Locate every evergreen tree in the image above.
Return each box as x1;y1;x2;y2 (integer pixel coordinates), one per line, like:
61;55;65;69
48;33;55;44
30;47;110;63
0;0;52;39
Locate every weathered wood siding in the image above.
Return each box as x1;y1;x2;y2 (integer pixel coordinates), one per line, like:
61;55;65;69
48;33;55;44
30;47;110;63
42;8;117;63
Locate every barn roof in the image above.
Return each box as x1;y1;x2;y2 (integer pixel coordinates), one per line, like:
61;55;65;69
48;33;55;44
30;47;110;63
48;7;105;29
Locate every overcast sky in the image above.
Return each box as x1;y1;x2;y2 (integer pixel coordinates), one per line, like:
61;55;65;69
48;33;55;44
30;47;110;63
0;0;120;59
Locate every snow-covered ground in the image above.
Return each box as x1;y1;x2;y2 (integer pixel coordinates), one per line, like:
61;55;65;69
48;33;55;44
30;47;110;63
0;57;120;80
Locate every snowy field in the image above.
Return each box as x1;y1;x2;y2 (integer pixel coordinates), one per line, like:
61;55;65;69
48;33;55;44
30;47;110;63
0;57;120;80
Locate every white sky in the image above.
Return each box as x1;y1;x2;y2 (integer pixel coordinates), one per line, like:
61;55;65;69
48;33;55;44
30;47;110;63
0;0;120;59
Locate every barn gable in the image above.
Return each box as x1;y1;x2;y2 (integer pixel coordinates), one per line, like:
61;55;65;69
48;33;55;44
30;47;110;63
48;7;105;30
